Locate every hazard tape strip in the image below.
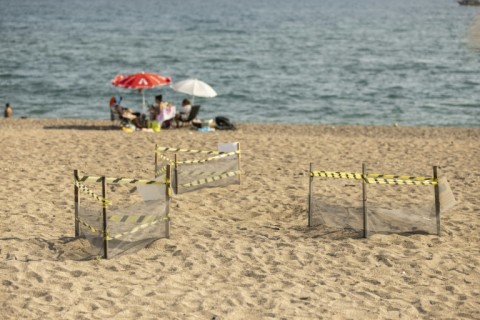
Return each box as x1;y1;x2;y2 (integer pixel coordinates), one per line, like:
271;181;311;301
77;216;168;241
109;216;170;240
108;214;158;224
176;151;238;165
364;178;437;185
311;171;363;180
77;218;102;235
157;153;175;164
74;180;111;207
155;165;169;177
310;171;437;185
181;170;241;188
156;147;239;155
78;176;167;185
364;173;435;181
178;170;229;178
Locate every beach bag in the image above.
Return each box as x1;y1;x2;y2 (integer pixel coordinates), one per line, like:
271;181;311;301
148;120;161;132
215;116;235;130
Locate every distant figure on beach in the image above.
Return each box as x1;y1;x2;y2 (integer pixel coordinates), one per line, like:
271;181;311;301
149;95;163;120
109;96;122;121
108;95;147;129
175;98;192;127
4;103;12;118
109;96;138;120
110;96;147;129
156;100;176;129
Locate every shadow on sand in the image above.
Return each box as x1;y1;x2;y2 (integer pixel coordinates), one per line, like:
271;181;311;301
43;124;119;131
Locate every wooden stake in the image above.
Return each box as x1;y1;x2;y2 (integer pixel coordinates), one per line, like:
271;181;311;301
308;163;313;228
74;170;79;238
433;166;441;236
165;165;171;239
362;163;368;238
174;154;179;194
102;176;108;259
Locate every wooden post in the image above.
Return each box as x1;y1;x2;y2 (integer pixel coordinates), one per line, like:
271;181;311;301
102;176;108;259
165;165;171;239
308;163;313;227
74;170;80;238
154;144;158;178
237;142;242;184
433;166;441;236
362;163;368;238
174;154;179;194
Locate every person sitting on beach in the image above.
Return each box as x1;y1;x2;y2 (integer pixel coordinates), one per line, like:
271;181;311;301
110;96;126;119
156;101;176;129
4;103;13;118
109;96;147;129
175;98;192;127
149;95;163;121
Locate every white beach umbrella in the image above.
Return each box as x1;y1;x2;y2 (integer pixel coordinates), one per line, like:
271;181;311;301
171;78;217;105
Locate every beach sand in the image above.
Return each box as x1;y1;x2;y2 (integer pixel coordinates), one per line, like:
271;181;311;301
0;118;479;319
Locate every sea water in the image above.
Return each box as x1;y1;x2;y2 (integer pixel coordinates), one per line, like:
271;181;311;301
0;0;479;127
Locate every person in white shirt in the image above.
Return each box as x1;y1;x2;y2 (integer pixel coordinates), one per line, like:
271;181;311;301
175;98;192;127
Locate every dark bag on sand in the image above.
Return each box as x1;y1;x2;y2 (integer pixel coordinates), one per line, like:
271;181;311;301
215;116;235;130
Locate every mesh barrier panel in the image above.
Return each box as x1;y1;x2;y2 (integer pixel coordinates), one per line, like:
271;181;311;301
366;183;436;235
175;155;240;194
155;153;173;178
76;177;169;259
365;166;437;235
155;146;240;195
308;165;453;236
106;183;168;257
77;181;106;258
438;177;456;214
310;175;363;230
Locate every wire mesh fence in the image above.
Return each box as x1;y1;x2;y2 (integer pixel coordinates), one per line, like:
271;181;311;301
74;170;170;259
154;143;241;194
308;164;455;237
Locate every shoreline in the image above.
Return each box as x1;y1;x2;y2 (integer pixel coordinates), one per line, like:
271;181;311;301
2;116;479;130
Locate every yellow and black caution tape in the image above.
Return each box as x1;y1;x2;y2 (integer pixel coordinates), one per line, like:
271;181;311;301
74;180;112;207
155;165;169;177
109;216;170;240
108;214;158;224
178;170;228;178
364;178;437;185
181;170;241;188
176;151;238;165
364;173;435;182
311;171;363;180
310;170;437;186
156;147;238;155
157;153;175;164
77;215;168;240
77;218;102;234
78;176;167;185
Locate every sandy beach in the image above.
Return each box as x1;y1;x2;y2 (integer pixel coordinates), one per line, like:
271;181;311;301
0;118;479;319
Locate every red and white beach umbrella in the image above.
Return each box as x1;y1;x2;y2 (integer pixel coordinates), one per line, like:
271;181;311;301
111;74;125;86
112;72;172;114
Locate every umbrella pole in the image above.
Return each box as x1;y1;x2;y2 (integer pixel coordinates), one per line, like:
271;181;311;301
142;90;147;115
192;80;196;105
